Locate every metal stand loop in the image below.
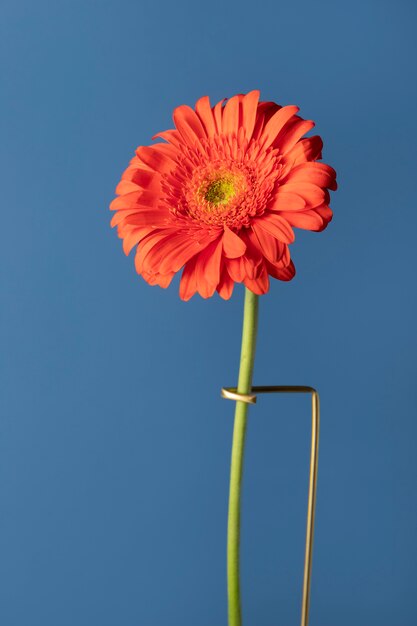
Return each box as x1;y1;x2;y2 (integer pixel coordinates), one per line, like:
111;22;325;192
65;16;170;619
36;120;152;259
221;385;320;626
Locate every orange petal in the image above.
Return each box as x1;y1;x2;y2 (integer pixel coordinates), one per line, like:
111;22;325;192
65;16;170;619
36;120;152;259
258;101;281;124
161;239;202;274
277;119;315;155
254;214;295;244
173;105;206;145
136;146;176;174
243;263;270;295
110;191;143;211
222;95;240;137
279;210;324;231
149;142;178;159
266;259;296;281
278;182;326;207
314;205;333;230
251;223;276;260
124;209;172;228
201;237;223;287
111;208;172;236
121;164;147;181
242;90;260;142
287;135;323;166
142;270;175;288
122;228;145;255
268;191;306;212
134;230;172;275
157;272;175;288
213;98;226;134
260;105;299;150
152;129;183;148
109;190;159;211
122;168;160;191
145;233;204;274
115;180;141;195
274;244;291;268
179;255;198;301
110;209;139;228
216;266;235;300
195;238;223;298
195;95;216;138
226;257;245;282
222;226;247;258
240;228;264;278
251;222;284;262
284;162;337;190
251;110;265;142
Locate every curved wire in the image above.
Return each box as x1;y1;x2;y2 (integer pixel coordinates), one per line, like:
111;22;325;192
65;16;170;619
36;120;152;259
221;385;320;626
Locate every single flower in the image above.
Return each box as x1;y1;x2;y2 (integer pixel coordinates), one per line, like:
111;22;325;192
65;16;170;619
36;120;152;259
110;91;337;300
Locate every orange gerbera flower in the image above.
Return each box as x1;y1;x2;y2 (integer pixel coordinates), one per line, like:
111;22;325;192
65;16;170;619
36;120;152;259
110;91;337;300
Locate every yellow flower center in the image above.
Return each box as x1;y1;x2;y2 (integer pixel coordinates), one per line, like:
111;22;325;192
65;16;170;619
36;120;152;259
186;167;250;225
204;177;237;206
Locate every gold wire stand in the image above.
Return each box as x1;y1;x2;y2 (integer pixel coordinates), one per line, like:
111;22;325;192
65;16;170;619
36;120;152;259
221;385;320;626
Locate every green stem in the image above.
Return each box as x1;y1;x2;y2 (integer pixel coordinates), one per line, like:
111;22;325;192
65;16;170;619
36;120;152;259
227;288;259;626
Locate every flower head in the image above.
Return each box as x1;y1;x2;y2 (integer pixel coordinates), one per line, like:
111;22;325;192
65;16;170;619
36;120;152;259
110;91;337;300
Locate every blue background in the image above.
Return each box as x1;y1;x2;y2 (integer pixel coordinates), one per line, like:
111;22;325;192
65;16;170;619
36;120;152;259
1;1;416;625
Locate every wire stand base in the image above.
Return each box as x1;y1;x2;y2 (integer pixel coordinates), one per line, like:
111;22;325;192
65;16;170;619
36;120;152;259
221;385;320;626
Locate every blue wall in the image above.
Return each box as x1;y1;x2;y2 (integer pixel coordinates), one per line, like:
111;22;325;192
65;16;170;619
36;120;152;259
1;1;416;624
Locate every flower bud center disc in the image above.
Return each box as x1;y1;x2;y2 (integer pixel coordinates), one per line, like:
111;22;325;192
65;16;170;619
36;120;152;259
204;177;236;207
